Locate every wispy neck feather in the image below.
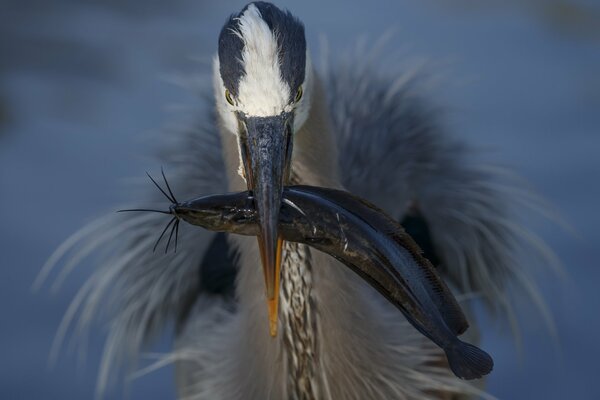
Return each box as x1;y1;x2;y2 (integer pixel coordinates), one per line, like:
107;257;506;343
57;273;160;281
291;72;341;188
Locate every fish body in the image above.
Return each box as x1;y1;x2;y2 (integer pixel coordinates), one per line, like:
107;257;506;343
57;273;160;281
172;185;493;379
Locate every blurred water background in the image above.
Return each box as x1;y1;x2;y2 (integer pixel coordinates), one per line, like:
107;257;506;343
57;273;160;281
1;0;599;398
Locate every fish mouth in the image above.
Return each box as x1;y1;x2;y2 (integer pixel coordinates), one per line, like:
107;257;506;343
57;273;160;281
237;113;293;337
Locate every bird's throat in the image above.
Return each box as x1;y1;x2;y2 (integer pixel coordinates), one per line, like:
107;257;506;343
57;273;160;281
280;240;320;400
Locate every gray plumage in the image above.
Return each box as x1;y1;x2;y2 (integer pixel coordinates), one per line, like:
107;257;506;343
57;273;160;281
37;3;557;399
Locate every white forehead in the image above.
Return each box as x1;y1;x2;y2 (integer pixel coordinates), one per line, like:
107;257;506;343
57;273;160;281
229;4;293;116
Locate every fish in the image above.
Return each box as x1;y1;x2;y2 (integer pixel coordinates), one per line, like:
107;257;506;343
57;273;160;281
163;185;493;380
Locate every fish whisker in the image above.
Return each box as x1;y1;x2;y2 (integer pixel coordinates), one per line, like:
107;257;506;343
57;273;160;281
153;217;177;253
174;220;180;253
117;208;172;215
146;171;175;204
165;217;177;254
161;166;178;204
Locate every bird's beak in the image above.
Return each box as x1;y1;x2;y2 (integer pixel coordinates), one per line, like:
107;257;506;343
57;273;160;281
238;113;293;337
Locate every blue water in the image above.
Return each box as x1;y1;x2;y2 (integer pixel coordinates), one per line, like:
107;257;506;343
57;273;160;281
1;1;599;398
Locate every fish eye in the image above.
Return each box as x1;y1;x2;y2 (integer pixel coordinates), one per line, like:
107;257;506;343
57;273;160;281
225;89;234;106
294;86;303;103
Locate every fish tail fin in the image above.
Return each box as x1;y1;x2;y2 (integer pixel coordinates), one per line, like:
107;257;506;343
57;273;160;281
445;341;494;380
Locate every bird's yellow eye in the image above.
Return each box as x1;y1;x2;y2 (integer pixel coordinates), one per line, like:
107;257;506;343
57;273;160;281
295;86;303;103
225;89;234;106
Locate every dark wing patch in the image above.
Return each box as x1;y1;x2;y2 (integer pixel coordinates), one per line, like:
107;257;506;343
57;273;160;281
199;232;238;298
176;233;237;331
401;207;441;268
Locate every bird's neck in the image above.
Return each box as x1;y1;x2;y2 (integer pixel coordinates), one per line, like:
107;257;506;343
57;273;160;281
289;73;341;188
219;72;348;399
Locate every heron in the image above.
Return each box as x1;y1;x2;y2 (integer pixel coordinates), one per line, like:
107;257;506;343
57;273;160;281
40;2;557;399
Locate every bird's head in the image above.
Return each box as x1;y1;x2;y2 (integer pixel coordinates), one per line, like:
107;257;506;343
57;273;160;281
213;2;310;335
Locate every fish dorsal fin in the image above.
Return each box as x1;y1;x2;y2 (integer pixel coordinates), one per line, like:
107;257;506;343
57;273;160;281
292;185;469;335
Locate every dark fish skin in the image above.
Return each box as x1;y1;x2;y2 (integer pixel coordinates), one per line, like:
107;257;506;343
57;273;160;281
171;186;493;379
